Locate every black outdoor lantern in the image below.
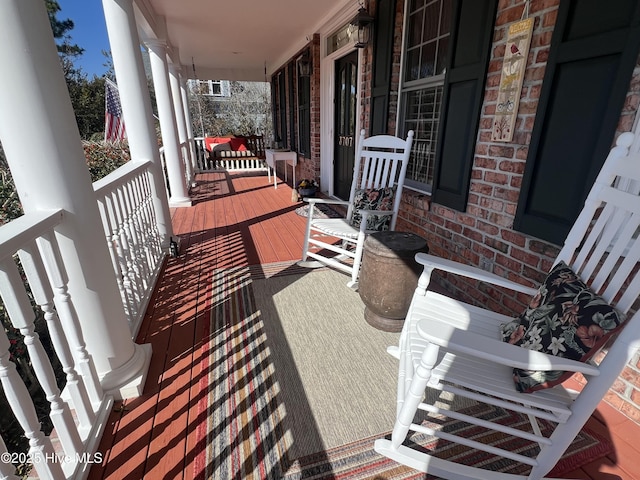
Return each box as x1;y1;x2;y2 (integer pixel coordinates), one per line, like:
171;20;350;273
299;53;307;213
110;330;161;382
298;50;312;77
350;6;374;48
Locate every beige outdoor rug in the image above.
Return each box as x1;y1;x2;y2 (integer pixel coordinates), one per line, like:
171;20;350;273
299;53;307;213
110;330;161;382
251;266;403;460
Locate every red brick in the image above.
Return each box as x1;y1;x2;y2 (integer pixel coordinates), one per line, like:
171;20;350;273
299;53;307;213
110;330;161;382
488;211;514;228
612;378;629;396
485;236;510;253
494;187;521;203
604;390;625;410
620;401;640;423
462;227;483;243
495;253;524;274
620;366;640;387
484;171;509;185
479;196;505;212
500;229;527;248
477;220;500;236
510;247;542;268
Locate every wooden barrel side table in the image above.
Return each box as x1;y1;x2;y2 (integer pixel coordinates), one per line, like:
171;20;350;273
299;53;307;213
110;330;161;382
358;231;429;332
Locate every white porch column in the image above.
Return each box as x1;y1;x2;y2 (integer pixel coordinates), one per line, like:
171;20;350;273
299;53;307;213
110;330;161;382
0;0;151;399
102;0;173;248
179;69;199;177
169;63;194;185
147;40;192;207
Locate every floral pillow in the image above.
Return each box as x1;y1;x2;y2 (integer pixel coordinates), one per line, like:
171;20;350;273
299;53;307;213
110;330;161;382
500;261;625;393
351;187;396;231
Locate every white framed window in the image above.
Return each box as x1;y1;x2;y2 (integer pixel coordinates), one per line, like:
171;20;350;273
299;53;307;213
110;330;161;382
399;0;452;190
188;79;231;97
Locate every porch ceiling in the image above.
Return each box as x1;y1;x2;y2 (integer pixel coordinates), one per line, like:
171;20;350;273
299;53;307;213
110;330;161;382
136;0;353;82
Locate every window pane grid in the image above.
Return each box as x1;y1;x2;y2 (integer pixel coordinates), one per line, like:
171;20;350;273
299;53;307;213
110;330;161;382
400;0;450;189
403;86;443;185
403;0;451;83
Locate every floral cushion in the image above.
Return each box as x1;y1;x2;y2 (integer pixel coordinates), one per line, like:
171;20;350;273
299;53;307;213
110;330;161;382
500;261;625;393
351;187;395;231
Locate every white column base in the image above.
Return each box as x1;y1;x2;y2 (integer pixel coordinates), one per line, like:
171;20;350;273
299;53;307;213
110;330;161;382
169;196;193;207
100;343;153;400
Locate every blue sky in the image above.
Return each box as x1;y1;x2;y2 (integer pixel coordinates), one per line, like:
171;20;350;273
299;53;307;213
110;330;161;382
57;0;110;77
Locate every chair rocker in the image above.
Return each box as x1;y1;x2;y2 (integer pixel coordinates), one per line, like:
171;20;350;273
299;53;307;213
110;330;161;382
299;129;414;288
374;131;640;479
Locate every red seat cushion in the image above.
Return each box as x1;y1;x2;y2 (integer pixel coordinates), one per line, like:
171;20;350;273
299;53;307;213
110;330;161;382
204;137;233;151
229;137;248;151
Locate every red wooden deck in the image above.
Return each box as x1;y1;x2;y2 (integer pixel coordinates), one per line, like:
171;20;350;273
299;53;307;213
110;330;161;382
87;171;640;480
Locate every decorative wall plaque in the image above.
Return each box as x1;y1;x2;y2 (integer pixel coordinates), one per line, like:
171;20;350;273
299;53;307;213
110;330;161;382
492;17;534;142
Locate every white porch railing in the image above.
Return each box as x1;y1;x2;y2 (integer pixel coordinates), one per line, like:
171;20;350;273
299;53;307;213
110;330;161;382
0;210;111;480
93;160;165;338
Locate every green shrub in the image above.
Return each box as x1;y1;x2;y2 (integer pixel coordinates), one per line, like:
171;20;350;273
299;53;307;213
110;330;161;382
83;140;131;182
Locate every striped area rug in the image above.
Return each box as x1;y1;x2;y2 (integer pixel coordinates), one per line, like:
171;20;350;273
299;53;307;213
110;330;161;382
193;262;613;479
282;403;612;479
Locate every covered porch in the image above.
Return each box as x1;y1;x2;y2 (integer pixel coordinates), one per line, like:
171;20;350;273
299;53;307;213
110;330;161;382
1;0;640;478
87;171;640;480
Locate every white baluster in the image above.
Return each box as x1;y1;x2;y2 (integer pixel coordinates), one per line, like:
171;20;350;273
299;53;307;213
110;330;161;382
0;435;19;479
18;243;95;430
133;174;157;270
97;196;132;323
141;172;163;260
112;189;141;312
0;329;63;480
35;233;103;406
0;257;83;461
121;181;149;288
106;192;137;321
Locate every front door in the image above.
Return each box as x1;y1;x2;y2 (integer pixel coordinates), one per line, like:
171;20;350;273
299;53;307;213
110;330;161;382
333;51;358;200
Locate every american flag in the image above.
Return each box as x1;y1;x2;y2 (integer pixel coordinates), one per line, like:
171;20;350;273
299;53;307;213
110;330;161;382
104;78;126;142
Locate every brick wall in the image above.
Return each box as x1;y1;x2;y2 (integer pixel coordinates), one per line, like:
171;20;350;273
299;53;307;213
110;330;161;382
383;0;640;421
271;35;322;188
296;35;322;186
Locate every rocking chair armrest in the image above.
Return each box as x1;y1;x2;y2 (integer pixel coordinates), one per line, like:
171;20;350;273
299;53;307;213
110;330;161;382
416;318;600;376
414;253;538;296
305;198;350;207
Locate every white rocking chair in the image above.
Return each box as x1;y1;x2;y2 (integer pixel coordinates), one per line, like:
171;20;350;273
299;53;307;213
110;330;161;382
375;131;640;479
299;129;414;287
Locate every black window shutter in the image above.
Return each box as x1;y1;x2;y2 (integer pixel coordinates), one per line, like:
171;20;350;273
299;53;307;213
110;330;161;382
370;0;396;136
288;63;296;150
298;73;311;157
431;0;498;211
515;0;640;245
278;72;287;147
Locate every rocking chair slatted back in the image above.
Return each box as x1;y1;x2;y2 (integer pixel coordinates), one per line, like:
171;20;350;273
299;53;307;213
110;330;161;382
347;133;412;231
558;134;640;314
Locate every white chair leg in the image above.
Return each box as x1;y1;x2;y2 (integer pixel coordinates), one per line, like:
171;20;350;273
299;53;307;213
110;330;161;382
391;342;440;449
300;213;314;262
347;231;367;287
